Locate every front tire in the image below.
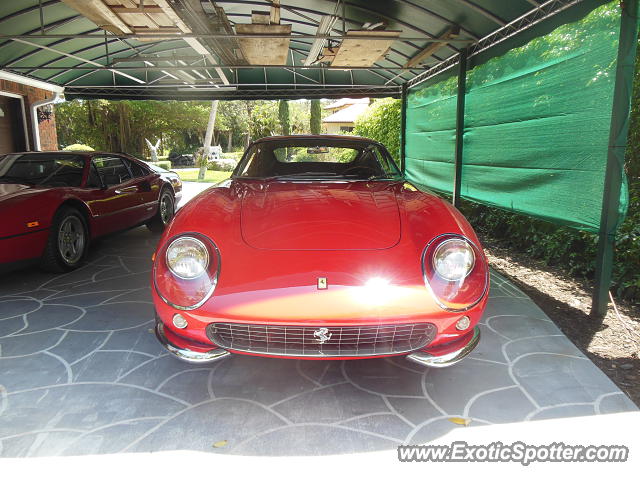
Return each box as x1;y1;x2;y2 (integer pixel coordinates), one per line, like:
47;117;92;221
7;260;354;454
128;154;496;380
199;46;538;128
146;188;175;233
41;206;88;272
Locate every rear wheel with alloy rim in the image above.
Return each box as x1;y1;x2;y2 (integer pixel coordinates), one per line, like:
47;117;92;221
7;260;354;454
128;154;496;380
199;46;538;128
146;188;175;233
41;206;88;272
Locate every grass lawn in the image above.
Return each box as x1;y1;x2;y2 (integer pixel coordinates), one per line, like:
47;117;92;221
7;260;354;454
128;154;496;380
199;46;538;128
177;170;232;183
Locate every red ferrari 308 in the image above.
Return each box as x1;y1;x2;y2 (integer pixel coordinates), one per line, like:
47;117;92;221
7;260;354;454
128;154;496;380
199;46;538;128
152;135;488;368
0;151;178;272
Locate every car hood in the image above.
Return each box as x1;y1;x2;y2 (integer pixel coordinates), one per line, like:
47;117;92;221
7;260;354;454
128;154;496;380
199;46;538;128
240;181;402;250
0;182;52;203
0;182;33;197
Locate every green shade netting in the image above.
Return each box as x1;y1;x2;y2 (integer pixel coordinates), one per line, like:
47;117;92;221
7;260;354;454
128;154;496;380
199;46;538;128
405;2;629;233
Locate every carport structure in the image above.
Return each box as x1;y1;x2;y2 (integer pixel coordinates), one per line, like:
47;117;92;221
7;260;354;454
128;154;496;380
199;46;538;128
0;0;639;458
0;0;637;315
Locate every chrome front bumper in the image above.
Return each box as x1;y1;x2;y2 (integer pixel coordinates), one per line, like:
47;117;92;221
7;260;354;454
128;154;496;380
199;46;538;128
155;320;479;367
406;327;481;368
155;322;230;364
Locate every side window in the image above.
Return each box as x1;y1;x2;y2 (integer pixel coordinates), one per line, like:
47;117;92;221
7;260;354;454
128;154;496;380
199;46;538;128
93;156;132;187
45;156;85;187
373;146;401;177
85;163;102;188
122;157;149;178
2;154;85;187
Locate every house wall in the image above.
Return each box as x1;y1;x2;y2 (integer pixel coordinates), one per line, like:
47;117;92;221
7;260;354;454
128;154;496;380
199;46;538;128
323;122;355;134
0;79;58;151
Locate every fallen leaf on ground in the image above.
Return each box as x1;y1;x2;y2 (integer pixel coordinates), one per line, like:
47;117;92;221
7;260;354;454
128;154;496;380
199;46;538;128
212;440;228;448
448;417;471;426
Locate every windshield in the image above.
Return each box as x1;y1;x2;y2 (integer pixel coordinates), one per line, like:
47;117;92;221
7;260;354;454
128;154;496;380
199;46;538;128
233;138;402;181
145;162;168;173
0;153;85;187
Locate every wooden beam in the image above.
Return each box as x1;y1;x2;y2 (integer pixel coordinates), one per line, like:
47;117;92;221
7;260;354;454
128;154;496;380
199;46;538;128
61;0;133;34
131;27;182;34
153;0;192;33
320;46;337;61
110;6;164;14
404;26;460;68
235;23;291;65
251;11;271;25
270;0;281;25
331;30;401;68
152;0;229;84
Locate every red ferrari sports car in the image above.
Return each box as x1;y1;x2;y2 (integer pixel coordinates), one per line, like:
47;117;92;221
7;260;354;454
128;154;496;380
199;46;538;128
0;151;178;272
152;135;488;368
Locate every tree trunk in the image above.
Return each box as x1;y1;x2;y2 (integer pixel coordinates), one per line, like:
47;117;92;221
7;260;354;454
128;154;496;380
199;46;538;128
226;130;232;152
199;100;218;181
310;99;321;134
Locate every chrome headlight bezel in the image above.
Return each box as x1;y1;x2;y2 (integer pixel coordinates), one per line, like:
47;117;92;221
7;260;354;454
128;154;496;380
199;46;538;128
165;236;210;280
421;233;489;313
431;237;476;282
154;232;221;310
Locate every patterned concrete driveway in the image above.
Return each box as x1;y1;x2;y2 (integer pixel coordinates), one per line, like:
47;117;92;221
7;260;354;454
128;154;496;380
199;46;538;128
0;225;636;457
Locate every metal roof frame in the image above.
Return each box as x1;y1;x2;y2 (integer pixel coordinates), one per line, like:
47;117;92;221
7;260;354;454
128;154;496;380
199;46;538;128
0;0;611;100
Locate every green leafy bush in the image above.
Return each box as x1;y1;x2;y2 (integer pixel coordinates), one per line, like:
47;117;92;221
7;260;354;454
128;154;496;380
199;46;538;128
207;158;237;171
63;144;94;151
224;151;245;163
457;180;640;304
149;160;172;170
353;98;401;162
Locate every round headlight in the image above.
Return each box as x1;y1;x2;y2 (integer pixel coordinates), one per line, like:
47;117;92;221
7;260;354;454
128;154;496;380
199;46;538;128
432;238;475;281
166;236;209;279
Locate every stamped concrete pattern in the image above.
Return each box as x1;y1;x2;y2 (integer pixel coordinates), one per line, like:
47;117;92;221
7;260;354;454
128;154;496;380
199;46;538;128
0;225;637;457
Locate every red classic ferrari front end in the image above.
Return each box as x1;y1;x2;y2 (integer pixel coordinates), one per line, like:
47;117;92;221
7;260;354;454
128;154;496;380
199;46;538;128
151;136;488;368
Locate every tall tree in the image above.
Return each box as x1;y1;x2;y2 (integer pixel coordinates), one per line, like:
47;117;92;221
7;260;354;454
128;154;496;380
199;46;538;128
310;99;321;134
198;100;219;180
278;100;290;136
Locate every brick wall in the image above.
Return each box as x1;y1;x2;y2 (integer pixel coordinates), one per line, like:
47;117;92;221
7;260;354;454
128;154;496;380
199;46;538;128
38;116;57;151
0;79;59;151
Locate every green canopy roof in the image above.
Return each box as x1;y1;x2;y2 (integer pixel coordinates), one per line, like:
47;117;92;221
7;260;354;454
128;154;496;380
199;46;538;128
0;0;610;99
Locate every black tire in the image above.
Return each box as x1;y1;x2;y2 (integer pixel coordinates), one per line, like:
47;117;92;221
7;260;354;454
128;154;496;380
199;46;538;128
146;188;175;233
41;206;89;273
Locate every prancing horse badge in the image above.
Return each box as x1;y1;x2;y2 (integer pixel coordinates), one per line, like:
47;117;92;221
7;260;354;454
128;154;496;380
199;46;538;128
317;277;328;290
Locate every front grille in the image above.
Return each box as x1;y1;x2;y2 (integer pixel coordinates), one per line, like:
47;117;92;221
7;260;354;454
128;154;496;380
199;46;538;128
206;322;437;357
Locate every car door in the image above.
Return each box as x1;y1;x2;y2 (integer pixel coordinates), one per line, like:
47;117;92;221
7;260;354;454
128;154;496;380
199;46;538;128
120;155;159;222
84;155;146;234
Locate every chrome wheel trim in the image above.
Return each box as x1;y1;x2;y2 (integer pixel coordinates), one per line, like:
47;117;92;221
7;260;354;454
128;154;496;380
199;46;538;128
57;216;85;265
160;192;174;225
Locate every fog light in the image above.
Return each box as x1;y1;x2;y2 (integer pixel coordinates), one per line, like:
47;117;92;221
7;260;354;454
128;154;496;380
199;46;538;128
173;314;188;329
455;316;471;331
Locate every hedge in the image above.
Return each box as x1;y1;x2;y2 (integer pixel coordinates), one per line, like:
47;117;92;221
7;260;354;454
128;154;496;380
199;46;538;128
149;160;172;170
353;98;401;162
63;144;94;151
457;180;640;304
